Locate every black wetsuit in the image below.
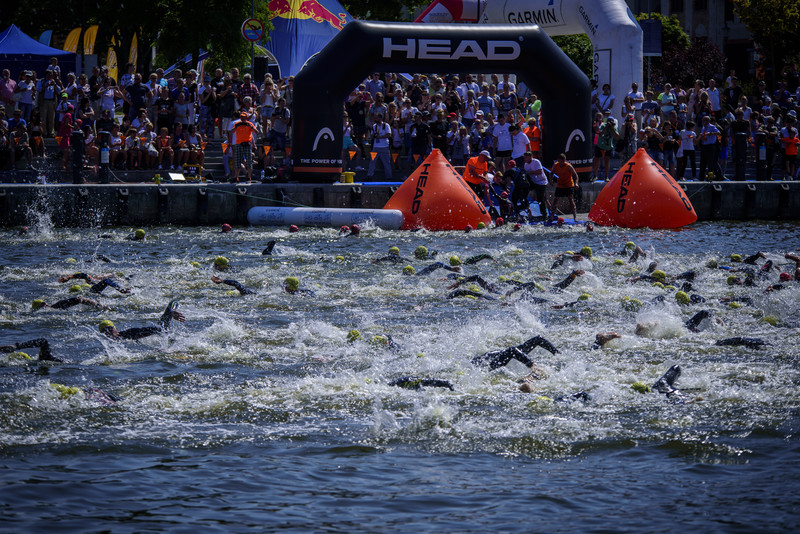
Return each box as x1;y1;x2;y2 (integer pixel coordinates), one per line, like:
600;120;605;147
550;272;581;293
448;275;500;294
89;278;129;294
716;337;768;349
48;296;102;309
653;365;684;402
115;301;181;340
464;253;494;265
389;377;454;391
372;255;413;265
262;240;277;255
685;310;713;332
471;336;559;370
416;262;462;276
1;338;61;361
219;279;255;295
447;289;496;300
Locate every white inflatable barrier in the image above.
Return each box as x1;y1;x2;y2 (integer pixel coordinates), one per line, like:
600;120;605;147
247;207;405;229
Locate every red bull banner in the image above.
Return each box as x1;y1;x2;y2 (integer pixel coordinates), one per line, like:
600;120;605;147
265;0;353;77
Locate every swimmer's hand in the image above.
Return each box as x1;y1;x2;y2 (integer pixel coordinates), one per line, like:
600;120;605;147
211;276;223;284
571;269;585;277
171;311;186;323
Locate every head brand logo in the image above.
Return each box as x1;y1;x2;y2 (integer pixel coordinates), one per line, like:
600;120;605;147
267;0;348;31
383;38;520;61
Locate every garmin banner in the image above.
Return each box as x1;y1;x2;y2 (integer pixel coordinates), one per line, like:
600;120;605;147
292;20;591;182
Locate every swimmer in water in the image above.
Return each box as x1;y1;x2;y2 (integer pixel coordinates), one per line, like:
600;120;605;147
464;253;495;265
262;240;277;255
372;247;413;264
283;276;315;296
785;254;800;280
388;377;455;391
211;276;255;295
32;296;105;310
1;338;61;361
415;261;462;276
58;273;130;294
592;331;622;349
99;300;184;340
551;247;593;269
471;335;559;371
446;275;501;294
652;364;684;402
715;337;769;349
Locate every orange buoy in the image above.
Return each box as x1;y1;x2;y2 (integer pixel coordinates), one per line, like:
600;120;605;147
383;149;492;231
588;148;697;228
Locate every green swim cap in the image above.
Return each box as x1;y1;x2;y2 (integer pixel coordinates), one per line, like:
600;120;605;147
190;261;201;268
580;246;592;258
476;222;486;230
98;319;115;332
449;255;462;266
370;334;389;346
631;382;651;394
32;299;46;310
214;256;229;269
705;259;719;269
613;259;625;265
730;254;742;262
8;351;31;361
52;383;81;399
388;246;400;256
347;329;362;342
69;284;83;293
578;293;590;301
65;257;77;263
729;302;742;309
727;275;738;286
335;255;345;261
651;281;665;289
762;315;779;326
414;246;428;259
625;241;636;250
651;270;666;282
622;297;643;312
134;228;146;240
402;265;415;275
284;276;300;292
675;291;690;305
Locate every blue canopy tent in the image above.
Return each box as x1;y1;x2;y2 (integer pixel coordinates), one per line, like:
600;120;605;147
263;0;353;78
0;25;77;79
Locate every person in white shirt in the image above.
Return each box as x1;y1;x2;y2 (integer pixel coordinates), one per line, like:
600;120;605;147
492;113;512;172
367;113;392;180
626;82;645;129
509;124;531;167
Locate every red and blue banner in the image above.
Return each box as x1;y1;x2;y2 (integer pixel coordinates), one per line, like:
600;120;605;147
264;0;353;77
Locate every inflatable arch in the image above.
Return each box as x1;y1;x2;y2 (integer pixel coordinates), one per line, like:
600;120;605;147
291;20;591;182
415;0;643;114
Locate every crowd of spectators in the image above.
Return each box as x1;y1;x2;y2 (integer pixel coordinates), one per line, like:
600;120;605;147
1;57;799;187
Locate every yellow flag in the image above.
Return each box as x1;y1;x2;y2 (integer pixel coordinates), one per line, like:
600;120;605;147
63;28;81;53
83;25;99;55
106;46;118;82
128;33;138;68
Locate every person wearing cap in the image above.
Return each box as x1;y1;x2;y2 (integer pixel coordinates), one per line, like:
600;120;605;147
14;71;35;121
1;338;60;362
99;300;185;340
463;150;493;205
229;110;259;182
367;112;393;180
551;153;579;221
31;295;105;311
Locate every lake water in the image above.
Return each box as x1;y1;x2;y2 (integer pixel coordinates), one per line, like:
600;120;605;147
1;212;799;532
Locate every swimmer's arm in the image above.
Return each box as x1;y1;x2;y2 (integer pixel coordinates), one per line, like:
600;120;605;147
212;276;254;295
58;272;92;283
743;251;766;264
551;270;584;291
464;253;495;265
2;338;60;361
118;326;162;340
158;300;185;329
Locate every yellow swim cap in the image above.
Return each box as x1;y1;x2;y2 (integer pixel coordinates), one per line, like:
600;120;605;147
32;299;46;310
347;329;362;342
214;256;229;269
675;291;690;305
625;241;636;249
388;246;400;256
651;270;666;282
402;265;415;275
730;254;742;262
370;334;389;346
134;229;146;240
578;293;590;301
414;246;428;259
613;259;625;265
631;382;651;394
69;284;83;293
449;255;462;266
284;276;300;292
98;319;115;332
476;222;486;229
580;246;592;258
8;351;31;361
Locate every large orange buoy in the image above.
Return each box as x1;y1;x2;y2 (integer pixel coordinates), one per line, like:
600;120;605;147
588;148;697;228
383;149;492;231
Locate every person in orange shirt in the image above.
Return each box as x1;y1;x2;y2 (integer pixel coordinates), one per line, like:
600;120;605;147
523;117;541;159
463;150;493;207
230;111;259;182
550;153;579;221
781;126;799;180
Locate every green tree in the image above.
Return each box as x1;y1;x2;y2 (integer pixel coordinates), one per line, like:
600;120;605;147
552;35;593;78
733;0;800;84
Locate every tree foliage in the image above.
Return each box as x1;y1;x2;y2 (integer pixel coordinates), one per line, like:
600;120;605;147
733;0;800;79
552;35;593;79
2;0;272;75
635;12;724;88
342;0;430;21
